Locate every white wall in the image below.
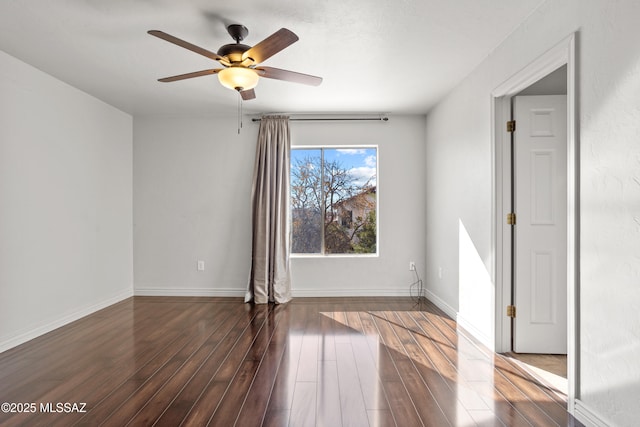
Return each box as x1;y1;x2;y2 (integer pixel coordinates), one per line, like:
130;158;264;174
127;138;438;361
134;115;426;297
133;116;257;295
290;116;426;296
0;50;133;352
424;1;640;425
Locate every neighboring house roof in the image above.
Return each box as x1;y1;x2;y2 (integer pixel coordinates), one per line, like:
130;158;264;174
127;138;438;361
334;186;376;209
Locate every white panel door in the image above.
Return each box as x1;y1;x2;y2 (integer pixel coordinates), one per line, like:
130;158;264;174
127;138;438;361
514;95;567;354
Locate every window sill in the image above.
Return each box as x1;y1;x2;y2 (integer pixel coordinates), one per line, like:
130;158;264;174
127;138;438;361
290;253;379;259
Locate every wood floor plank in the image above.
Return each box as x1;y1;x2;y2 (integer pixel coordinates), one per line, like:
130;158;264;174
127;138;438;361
367;409;396;427
349;333;389;411
316;360;343;427
468;379;535;427
390;312;476;426
208;359;261;427
73;303;216;425
262;337;301;416
317;310;337;362
0;305;137;397
211;305;289;427
495;354;567;408
0;296;583;427
85;307;216;425
263;307;308;419
234;306;290;427
403;311;497;415
211;305;271;383
295;332;319;383
153;304;259;426
262;409;290;427
181;380;229;426
117;305;237;426
288;381;316;427
179;305;271;425
335;342;369;427
491;364;561;427
366;312;429;426
383;380;425;427
357;312;400;383
0;299;132;374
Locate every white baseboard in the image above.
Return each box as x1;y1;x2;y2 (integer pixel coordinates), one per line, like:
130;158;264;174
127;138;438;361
0;288;133;354
424;288;457;319
135;287;411;298
456;314;494;351
134;287;245;297
292;288;412;297
574;399;611;427
424;288;494;351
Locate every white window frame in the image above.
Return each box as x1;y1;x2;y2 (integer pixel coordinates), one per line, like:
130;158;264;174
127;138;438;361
290;145;379;258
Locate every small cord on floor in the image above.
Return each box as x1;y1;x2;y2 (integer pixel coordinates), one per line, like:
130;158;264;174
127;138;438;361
409;267;426;304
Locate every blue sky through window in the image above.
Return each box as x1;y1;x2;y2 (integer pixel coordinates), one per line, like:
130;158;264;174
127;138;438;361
291;147;377;187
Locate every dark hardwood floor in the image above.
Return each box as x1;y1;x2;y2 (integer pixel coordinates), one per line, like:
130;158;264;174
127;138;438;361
0;296;583;426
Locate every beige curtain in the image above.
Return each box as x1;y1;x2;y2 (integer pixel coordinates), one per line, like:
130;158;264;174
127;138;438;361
245;116;292;304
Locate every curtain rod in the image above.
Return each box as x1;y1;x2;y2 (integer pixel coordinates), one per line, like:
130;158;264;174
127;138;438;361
251;117;389;122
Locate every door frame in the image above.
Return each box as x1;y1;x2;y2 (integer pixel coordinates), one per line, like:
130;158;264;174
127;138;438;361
491;33;578;412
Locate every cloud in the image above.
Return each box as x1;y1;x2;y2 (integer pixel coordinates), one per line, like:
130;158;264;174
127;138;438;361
337;149;366;155
349;166;377;186
364;155;376;167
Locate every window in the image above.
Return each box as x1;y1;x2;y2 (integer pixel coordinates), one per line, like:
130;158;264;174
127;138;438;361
291;147;377;255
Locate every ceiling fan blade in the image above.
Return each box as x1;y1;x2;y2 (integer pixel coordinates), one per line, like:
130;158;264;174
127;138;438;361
256;66;323;86
242;28;298;64
157;69;221;82
240;88;256;100
148;30;224;62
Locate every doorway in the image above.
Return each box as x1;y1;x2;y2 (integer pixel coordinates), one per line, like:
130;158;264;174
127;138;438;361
509;70;569;396
491;34;578;413
512;82;568;355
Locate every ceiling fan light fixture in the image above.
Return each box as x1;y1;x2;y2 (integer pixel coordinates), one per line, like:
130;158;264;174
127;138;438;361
218;67;259;92
149;26;322;100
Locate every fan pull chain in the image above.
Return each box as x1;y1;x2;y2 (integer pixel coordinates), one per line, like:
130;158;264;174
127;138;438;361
236;91;245;134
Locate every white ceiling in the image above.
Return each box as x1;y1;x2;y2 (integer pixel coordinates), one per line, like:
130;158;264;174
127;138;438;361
0;0;545;116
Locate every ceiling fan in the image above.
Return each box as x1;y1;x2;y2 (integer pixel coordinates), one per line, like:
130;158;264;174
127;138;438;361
148;24;322;100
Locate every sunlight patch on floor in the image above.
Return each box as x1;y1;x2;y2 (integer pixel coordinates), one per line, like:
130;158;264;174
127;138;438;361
507;354;568;399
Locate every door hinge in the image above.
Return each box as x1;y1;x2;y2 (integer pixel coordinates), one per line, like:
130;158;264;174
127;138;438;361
506;212;516;225
507;305;516;318
507;120;516;133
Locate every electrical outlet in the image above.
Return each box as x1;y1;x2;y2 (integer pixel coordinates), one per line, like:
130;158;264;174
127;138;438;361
197;260;205;271
409;261;416;271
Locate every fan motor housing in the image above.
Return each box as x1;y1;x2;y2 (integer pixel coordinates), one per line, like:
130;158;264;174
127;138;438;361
217;43;250;63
